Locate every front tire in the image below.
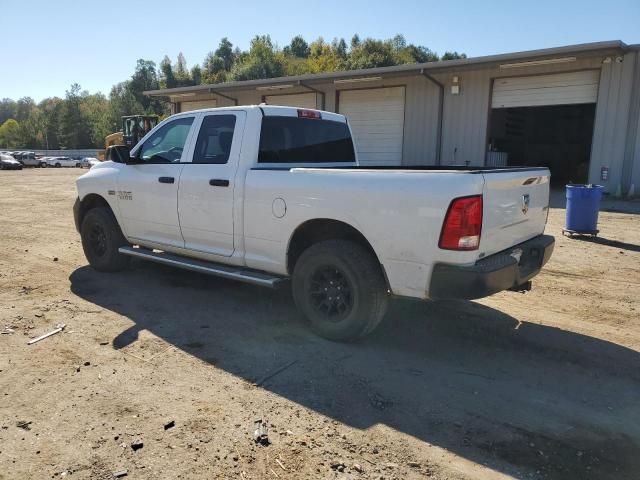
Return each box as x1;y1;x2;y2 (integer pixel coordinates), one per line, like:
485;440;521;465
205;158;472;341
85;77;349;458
80;207;130;272
292;240;388;341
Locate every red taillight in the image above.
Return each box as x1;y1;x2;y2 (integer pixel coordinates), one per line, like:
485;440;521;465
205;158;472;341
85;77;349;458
297;109;321;119
439;195;483;250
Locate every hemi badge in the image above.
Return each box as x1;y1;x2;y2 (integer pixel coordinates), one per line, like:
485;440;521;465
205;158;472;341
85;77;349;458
108;190;115;195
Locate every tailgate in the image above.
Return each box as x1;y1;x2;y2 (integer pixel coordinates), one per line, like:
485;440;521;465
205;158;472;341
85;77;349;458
480;168;550;257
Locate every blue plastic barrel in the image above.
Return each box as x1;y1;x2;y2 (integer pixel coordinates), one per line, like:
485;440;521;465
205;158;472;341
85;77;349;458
565;184;604;234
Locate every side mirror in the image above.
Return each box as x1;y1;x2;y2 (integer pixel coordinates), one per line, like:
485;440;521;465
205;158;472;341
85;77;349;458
106;145;131;164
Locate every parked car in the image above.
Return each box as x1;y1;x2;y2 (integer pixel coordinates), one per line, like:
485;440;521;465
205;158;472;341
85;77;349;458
74;106;554;341
1;153;23;170
46;156;82;168
13;151;42;167
80;157;100;168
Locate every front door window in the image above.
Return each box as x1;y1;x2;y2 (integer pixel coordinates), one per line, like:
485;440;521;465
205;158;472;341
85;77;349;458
138;117;194;163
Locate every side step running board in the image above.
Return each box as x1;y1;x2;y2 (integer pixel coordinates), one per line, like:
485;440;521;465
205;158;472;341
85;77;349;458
118;246;287;288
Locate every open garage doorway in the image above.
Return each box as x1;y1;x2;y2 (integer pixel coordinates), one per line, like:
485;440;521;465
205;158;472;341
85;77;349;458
488;104;596;185
487;71;600;186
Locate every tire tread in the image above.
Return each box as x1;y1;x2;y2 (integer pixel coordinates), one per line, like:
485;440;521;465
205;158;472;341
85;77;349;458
292;240;388;341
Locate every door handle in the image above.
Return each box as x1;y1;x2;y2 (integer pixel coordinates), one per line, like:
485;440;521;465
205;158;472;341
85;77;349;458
209;179;230;187
158;176;175;184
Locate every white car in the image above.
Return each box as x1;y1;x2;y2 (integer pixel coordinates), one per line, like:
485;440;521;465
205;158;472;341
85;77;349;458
75;105;554;340
81;157;101;168
47;156;82;168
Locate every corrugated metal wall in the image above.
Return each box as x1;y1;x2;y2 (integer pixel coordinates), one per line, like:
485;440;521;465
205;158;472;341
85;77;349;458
167;52;640;191
174;76;442;165
431;57;607;168
402;76;440;165
590;52;637;191
622;51;640;192
436;68;492;166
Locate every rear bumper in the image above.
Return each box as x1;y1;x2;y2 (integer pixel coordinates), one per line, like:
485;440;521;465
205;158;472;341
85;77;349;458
429;234;554;300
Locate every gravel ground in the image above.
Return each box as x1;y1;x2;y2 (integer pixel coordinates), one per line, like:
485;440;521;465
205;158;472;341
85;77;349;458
1;168;639;480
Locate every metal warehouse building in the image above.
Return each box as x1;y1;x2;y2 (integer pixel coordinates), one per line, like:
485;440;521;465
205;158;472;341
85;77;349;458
145;40;640;194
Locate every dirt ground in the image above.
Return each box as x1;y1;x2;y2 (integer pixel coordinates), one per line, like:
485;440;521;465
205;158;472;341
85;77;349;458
1;168;639;480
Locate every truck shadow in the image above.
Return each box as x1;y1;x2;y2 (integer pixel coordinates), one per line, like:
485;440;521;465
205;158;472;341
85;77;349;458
69;263;640;480
564;235;640;253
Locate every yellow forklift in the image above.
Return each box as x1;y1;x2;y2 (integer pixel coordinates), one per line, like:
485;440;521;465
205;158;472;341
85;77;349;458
98;115;159;160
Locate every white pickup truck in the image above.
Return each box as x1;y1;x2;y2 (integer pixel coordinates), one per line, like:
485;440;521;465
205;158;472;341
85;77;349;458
74;106;554;340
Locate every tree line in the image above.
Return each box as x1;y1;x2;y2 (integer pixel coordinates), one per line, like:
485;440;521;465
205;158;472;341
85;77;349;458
0;34;465;150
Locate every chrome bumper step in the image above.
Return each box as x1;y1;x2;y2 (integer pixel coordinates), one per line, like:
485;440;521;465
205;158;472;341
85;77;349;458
118;246;287;288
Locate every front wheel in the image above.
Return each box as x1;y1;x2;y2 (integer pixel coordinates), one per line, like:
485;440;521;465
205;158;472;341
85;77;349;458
55;163;61;168
292;240;389;341
80;207;130;272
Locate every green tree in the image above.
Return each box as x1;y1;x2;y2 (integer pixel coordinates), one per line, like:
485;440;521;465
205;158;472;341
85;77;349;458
347;38;396;69
0;98;17;125
19;107;47;148
129;59;160;110
215;37;235;71
350;34;361;49
307;37;343;73
202;38;238;84
0;119;22;148
16;97;36;122
174;52;194;87
231;35;285;81
334;38;348;59
60;84;92;148
81;93;113;148
404;45;439;63
202;52;227;83
160;55;177;89
441;51;467;61
109;81;144;125
39;97;64;149
191;64;203;85
284;35;310;58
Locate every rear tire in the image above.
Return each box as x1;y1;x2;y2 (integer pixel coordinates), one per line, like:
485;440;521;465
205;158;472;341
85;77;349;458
80;207;130;272
55;163;61;168
292;240;388;341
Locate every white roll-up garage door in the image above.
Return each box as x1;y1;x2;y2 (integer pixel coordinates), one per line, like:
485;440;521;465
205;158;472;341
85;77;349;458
492;70;600;108
264;93;317;108
338;86;405;165
180;99;217;112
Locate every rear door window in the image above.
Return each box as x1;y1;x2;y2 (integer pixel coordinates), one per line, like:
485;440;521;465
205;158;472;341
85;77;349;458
258;116;355;163
192;115;237;164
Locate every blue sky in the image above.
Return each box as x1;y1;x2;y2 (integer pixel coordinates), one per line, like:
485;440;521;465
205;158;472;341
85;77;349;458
1;0;638;102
